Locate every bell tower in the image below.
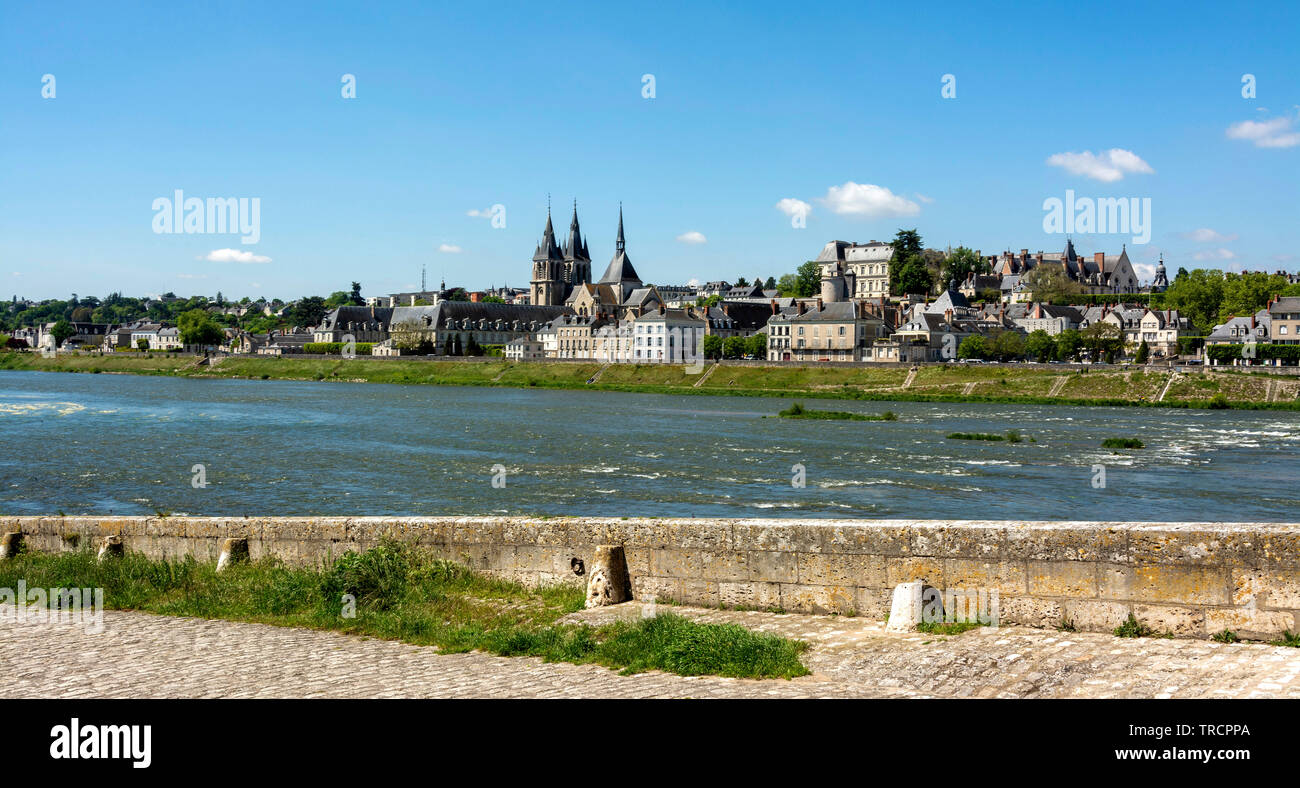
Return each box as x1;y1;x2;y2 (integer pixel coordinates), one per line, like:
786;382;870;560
530;200;565;306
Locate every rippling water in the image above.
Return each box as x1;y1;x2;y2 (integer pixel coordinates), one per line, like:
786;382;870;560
2;370;1297;520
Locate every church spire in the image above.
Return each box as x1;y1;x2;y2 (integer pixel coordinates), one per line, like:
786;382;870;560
563;199;589;263
616;203;625;254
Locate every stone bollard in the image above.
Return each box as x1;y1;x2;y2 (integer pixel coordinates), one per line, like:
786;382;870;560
585;545;631;609
97;535;124;563
216;537;249;572
886;580;944;632
0;531;23;560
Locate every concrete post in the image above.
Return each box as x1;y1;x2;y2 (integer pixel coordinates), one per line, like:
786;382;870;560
97;535;124;563
0;531;23;560
585;545;631;609
217;537;249;572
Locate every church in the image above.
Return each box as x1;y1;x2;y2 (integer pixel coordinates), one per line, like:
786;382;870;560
529;202;650;311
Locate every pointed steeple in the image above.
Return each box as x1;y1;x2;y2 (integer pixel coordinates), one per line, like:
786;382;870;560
563;199;590;263
615;203;626;254
533;202;563;262
598;205;641;288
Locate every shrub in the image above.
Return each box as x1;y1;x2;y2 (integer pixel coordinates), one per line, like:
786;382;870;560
1102;438;1145;449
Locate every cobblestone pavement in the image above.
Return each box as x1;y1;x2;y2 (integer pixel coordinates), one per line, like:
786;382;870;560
2;603;1298;698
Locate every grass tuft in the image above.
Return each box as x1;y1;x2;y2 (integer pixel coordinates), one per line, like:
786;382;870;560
1113;613;1154;638
1102;437;1145;449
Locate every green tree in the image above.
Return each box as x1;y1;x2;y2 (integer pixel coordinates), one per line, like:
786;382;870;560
702;334;723;360
136;337;150;351
1134;339;1150;364
349;281;364;306
50;319;75;347
1055;329;1083;361
776;274;800;297
991;330;1026;361
1218;272;1288;322
735;277;749;287
722;335;747;359
177;309;225;348
323;290;351;309
795;261;820;298
1022;264;1083;302
286;296;327;327
889;228;923;263
482;295;505;304
1081;321;1123;362
940;246;989;289
764;276;776;290
1025;330;1056;363
745;332;768;358
1161;269;1225;332
893;255;933;296
957;335;988;360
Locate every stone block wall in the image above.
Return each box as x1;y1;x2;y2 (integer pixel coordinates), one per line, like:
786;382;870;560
3;516;1297;639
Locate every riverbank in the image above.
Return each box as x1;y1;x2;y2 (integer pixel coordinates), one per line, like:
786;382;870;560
4;351;1300;410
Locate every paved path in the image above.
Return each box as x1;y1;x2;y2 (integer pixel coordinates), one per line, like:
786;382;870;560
2;604;1298;699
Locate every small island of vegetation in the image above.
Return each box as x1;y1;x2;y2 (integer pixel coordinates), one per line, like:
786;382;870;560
777;402;897;421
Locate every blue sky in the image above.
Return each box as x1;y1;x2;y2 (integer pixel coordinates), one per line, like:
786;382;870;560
2;0;1297;301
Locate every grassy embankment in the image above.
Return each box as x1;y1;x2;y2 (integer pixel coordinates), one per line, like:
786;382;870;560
4;351;1300;410
0;541;809;679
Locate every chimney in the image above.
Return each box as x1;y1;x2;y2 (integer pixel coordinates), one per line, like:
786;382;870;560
770;298;778;316
722;303;730;317
659;303;666;315
1094;252;1105;273
816;297;823;311
797;301;807;315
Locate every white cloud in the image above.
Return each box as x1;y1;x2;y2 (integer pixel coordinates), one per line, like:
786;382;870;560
202;248;271;264
438;243;462;253
177;273;208;279
821;182;920;218
1046;149;1154;182
1193;248;1236;261
1226;115;1300;148
775;198;812;219
466;208;492;217
1132;263;1156;281
676;231;707;244
686;277;700;287
914;193;934;204
1181;228;1238;243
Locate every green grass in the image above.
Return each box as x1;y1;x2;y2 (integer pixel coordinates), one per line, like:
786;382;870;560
915;620;984;636
0;542;809;679
1113;613;1154;638
947;431;1005;442
776;402;895;421
8;350;1300;411
1102;437;1145;449
1211;629;1240;644
1270;630;1300;647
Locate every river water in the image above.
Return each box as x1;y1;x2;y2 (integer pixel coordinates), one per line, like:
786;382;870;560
2;370;1296;520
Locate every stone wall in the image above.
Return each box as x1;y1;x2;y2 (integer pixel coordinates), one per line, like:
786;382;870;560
4;516;1297;639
